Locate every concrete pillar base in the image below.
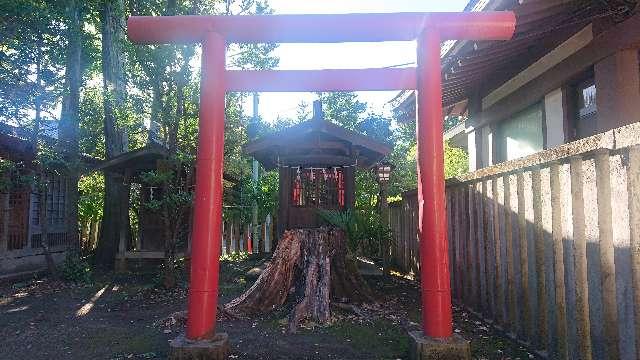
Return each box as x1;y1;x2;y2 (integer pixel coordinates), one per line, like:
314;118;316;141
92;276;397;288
409;331;471;360
168;332;230;360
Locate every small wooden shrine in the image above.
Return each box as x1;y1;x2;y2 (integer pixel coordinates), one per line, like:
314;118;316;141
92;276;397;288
245;101;391;236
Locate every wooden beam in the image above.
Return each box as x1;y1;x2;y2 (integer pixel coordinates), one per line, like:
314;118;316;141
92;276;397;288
482;24;593;110
128;12;516;44
226;68;417;92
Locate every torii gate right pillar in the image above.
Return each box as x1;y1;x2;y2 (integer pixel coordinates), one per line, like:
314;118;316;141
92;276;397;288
410;29;471;359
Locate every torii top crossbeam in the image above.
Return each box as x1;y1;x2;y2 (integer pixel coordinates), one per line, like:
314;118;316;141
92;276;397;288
128;12;515;44
127;12;515;344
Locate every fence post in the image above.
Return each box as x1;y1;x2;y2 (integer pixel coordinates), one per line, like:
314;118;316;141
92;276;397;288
246;224;253;253
233;222;240;253
550;163;569;358
594;150;620;359
627;145;640;360
265;214;272;252
570;156;592;359
221;221;225;256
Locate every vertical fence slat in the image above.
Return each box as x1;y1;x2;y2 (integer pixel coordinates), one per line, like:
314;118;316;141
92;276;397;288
456;187;464;303
594;150;620;359
493;176;505;326
517;172;531;340
447;188;460;300
504;174;517;334
485;179;496;319
532;168;548;352
551;163;569;359
234;222;241;253
570;156;593;360
447;190;454;291
466;185;475;308
482;180;492;319
467;184;480;312
628;145;640;360
475;182;486;315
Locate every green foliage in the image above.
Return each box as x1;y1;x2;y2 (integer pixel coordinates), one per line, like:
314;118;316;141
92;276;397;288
61;251;92;283
78;172;103;222
139;167;193;214
317;92;367;130
220;251;250;262
0;159;34;192
444;141;469;179
318;208;393;258
0;0;67;127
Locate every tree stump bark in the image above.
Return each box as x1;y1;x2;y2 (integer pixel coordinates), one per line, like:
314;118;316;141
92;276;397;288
224;227;372;332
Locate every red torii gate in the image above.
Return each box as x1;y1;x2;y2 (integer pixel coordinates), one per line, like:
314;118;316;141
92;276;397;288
128;12;515;342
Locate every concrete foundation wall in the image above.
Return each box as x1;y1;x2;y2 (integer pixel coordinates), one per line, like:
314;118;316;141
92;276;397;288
0;248;68;276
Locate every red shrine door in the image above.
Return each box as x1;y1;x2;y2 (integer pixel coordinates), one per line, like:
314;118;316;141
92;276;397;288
127;12;515;341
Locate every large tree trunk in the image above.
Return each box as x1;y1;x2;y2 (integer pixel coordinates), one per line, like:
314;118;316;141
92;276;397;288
95;0;130;268
224;227;372;332
58;0;83;249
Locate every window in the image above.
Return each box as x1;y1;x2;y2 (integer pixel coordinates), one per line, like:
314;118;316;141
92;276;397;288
573;78;598;139
497;103;544;162
578;81;597;118
31;176;67;227
292;167;344;209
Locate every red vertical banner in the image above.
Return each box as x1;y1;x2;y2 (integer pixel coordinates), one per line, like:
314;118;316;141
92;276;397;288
186;31;226;340
416;30;453;339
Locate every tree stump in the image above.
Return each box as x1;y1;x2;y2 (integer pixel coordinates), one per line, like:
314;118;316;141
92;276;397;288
224;227;372;332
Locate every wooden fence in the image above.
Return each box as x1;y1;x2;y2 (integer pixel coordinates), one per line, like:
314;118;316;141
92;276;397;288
220;214;274;256
389;122;640;359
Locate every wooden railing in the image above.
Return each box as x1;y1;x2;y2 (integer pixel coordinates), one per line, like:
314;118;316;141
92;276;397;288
389;122;640;359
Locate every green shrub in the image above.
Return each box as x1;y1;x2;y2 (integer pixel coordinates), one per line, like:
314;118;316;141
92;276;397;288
61;251;92;283
318;208;393;258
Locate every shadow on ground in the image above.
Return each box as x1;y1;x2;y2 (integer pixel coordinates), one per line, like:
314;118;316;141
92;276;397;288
0;254;537;359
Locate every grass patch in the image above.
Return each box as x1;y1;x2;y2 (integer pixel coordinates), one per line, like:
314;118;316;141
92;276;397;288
326;319;408;360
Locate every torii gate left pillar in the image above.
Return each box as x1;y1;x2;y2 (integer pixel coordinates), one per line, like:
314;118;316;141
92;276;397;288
128;12;515;360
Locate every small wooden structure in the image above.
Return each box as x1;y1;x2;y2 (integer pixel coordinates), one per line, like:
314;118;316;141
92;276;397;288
0;124;74;276
245;101;391;236
96;145;186;270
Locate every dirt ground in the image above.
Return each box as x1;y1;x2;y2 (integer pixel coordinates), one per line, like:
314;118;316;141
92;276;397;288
0;254;537;359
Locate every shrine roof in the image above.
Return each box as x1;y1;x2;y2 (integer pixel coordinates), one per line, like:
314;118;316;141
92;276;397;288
245;101;392;171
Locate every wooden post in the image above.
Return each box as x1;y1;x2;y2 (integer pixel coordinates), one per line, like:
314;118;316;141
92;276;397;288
493;177;504;326
481;180;492;319
531;168;548;352
504;174;517;335
468;184;478;311
260;223;266;253
516;172;530;340
265;214;272;253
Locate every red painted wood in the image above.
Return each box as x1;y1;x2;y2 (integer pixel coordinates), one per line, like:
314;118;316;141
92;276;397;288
417;30;453;338
186;32;226;340
127;12;515;44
